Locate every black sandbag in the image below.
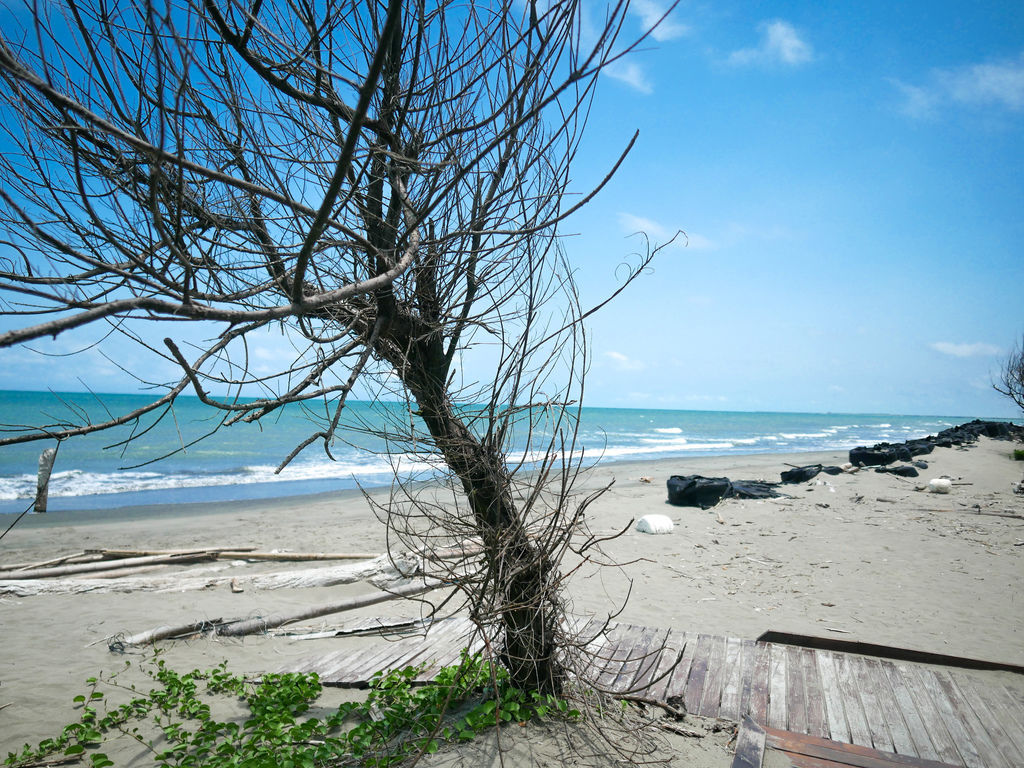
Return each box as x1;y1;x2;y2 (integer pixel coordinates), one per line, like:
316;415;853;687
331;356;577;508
780;465;822;483
821;465;844;475
874;465;919;477
849;446;898;466
667;475;733;508
913;460;928;469
729;480;782;499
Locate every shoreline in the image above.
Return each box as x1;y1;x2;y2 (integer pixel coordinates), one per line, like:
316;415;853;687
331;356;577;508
2;437;1022;762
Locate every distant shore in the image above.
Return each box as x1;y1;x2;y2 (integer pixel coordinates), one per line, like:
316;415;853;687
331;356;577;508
2;438;1022;763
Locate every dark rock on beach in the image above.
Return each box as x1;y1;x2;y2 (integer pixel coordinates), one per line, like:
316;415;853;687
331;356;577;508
849;419;1023;467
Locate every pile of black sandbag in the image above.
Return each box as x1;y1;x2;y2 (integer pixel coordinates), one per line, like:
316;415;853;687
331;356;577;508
849;419;1023;467
667;475;780;508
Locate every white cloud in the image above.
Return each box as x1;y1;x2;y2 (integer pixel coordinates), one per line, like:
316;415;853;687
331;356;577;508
604;60;653;94
605;351;645;371
617;212;715;250
895;52;1024;118
630;0;689;42
729;20;812;67
929;341;1001;358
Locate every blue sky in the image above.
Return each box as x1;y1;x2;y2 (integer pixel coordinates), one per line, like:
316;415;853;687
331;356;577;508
0;1;1021;419
567;0;1023;416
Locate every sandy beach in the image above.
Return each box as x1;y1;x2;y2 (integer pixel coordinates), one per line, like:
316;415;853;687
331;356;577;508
1;436;1022;765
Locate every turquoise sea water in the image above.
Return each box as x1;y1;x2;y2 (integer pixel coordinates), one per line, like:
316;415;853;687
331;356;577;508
0;390;991;514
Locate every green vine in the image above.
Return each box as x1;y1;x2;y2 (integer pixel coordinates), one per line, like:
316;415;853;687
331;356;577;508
5;650;580;767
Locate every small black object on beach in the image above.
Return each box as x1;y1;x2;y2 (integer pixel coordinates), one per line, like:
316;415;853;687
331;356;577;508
667;475;781;508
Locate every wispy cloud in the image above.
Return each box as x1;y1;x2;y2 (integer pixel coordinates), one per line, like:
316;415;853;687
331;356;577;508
930;341;1001;358
618;212;715;250
629;0;689;43
728;20;813;67
895;52;1024;118
605;351;645;371
604;60;653;94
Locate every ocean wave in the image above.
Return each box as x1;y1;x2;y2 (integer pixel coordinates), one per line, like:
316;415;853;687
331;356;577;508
653;427;683;434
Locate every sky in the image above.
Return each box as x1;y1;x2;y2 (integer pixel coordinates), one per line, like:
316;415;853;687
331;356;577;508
0;0;1021;419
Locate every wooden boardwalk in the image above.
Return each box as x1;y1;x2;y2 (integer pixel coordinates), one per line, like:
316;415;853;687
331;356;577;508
283;618;1024;768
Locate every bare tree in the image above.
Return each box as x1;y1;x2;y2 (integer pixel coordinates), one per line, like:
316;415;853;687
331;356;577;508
0;0;666;694
995;336;1024;415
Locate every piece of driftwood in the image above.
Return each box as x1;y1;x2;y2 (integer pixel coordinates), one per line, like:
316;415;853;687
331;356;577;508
88;564;172;579
217;580;442;637
35;446;58;514
1;552;218;580
86;547;254;558
120;617;226;646
0;552;97;572
216;551;381;561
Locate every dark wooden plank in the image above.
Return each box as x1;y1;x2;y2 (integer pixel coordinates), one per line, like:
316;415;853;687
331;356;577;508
627;626;672;696
594;629;633;690
881;661;939;762
786;644;809;734
801;647;830;739
720;636;745;722
683;633;715;714
817;651;852;744
933;671;1006;768
732;716;767;768
767;643;788;730
644;630;687;702
613;625;659;694
766;726;966;768
664;630;698;703
863;658;917;757
698;633;728;718
850;654;895;753
748;641;772;726
739;639;759;719
957;679;1024;767
833;652;874;748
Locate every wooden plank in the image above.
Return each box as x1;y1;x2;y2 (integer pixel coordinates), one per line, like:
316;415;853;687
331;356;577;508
833;652;874;748
720;636;745;722
881;661;940;762
801;647;830;739
850;655;895;752
915;666;983;768
739;639;759;719
683;633;714;714
643;630;686;702
958;679;1024;767
863;658;917;757
613;625;659;694
765;725;968;768
595;625;636;690
933;671;1006;768
786;644;808;734
817;651;852;744
896;664;965;767
732;717;767;768
748;642;772;726
627;627;672;696
992;683;1024;734
767;643;789;730
664;631;697;703
698;633;728;718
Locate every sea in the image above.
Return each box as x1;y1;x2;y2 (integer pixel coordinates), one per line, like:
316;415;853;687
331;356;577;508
0;389;998;514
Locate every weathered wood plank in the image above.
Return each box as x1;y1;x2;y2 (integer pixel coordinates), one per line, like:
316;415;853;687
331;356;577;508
698;633;727;718
613;625;659;694
800;647;829;739
732;717;767;768
719;636;745;722
739;639;759;719
816;650;851;744
643;630;686;702
933;671;1005;768
958;679;1024;767
767;643;788;730
863;658;917;757
833;652;874;748
627;627;672;696
851;654;895;753
665;631;697;703
785;644;808;734
748;642;772;726
765;724;973;768
683;633;714;715
916;666;984;768
896;664;965;767
881;661;939;762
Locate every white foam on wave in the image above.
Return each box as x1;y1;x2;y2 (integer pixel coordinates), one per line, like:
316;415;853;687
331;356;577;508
0;455;437;501
779;432;830;440
653;427;683;434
